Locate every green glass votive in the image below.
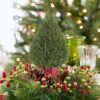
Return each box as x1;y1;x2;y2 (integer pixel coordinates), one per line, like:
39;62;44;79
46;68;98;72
65;35;85;66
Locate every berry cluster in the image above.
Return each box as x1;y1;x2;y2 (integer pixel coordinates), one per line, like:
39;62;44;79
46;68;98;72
0;63;96;95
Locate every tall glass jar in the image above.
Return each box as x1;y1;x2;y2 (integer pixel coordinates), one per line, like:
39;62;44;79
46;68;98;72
65;35;85;66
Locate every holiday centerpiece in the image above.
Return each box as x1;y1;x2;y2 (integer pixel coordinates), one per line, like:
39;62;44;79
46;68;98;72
0;14;100;100
0;64;100;100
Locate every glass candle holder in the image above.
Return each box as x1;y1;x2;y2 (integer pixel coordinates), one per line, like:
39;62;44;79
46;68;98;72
78;45;98;68
65;35;85;66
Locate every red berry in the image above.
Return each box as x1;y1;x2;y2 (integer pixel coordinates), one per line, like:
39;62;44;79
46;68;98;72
44;74;48;79
41;81;47;85
62;83;67;88
56;83;61;88
9;71;13;75
0;80;3;84
13;66;17;72
81;65;84;69
87;80;91;83
6;82;10;87
26;63;31;68
56;80;60;83
33;78;39;81
64;88;68;92
87;66;91;69
73;85;78;90
24;67;28;71
2;72;6;78
81;89;85;93
86;89;90;93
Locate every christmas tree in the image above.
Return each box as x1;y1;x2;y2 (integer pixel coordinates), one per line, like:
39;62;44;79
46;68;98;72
13;0;100;69
29;14;67;67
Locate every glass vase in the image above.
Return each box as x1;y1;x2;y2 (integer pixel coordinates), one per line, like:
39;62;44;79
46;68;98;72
78;45;98;68
65;36;85;66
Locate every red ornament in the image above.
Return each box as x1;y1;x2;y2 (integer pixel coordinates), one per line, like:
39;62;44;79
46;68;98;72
6;82;10;87
81;65;84;69
87;80;91;84
0;80;3;84
2;72;6;78
87;66;91;69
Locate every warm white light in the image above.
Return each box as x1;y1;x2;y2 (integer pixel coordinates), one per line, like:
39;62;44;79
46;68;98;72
98;54;100;58
79;25;83;29
31;2;35;6
16;58;20;62
97;28;100;33
66;12;72;17
82;9;87;13
50;3;55;8
93;37;97;41
32;28;35;32
76;20;82;24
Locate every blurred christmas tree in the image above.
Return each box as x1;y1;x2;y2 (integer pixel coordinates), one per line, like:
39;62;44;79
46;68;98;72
12;0;100;70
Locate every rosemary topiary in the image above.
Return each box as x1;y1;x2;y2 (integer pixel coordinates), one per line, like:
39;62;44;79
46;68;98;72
29;15;67;67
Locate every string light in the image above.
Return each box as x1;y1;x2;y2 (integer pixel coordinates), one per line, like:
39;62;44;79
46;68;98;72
93;37;97;41
76;20;82;24
79;25;83;29
97;28;100;33
56;12;61;17
16;58;20;62
98;54;100;58
32;28;36;32
82;9;87;13
19;18;22;21
16;5;20;9
50;3;55;8
31;2;35;6
66;12;72;17
84;16;88;21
